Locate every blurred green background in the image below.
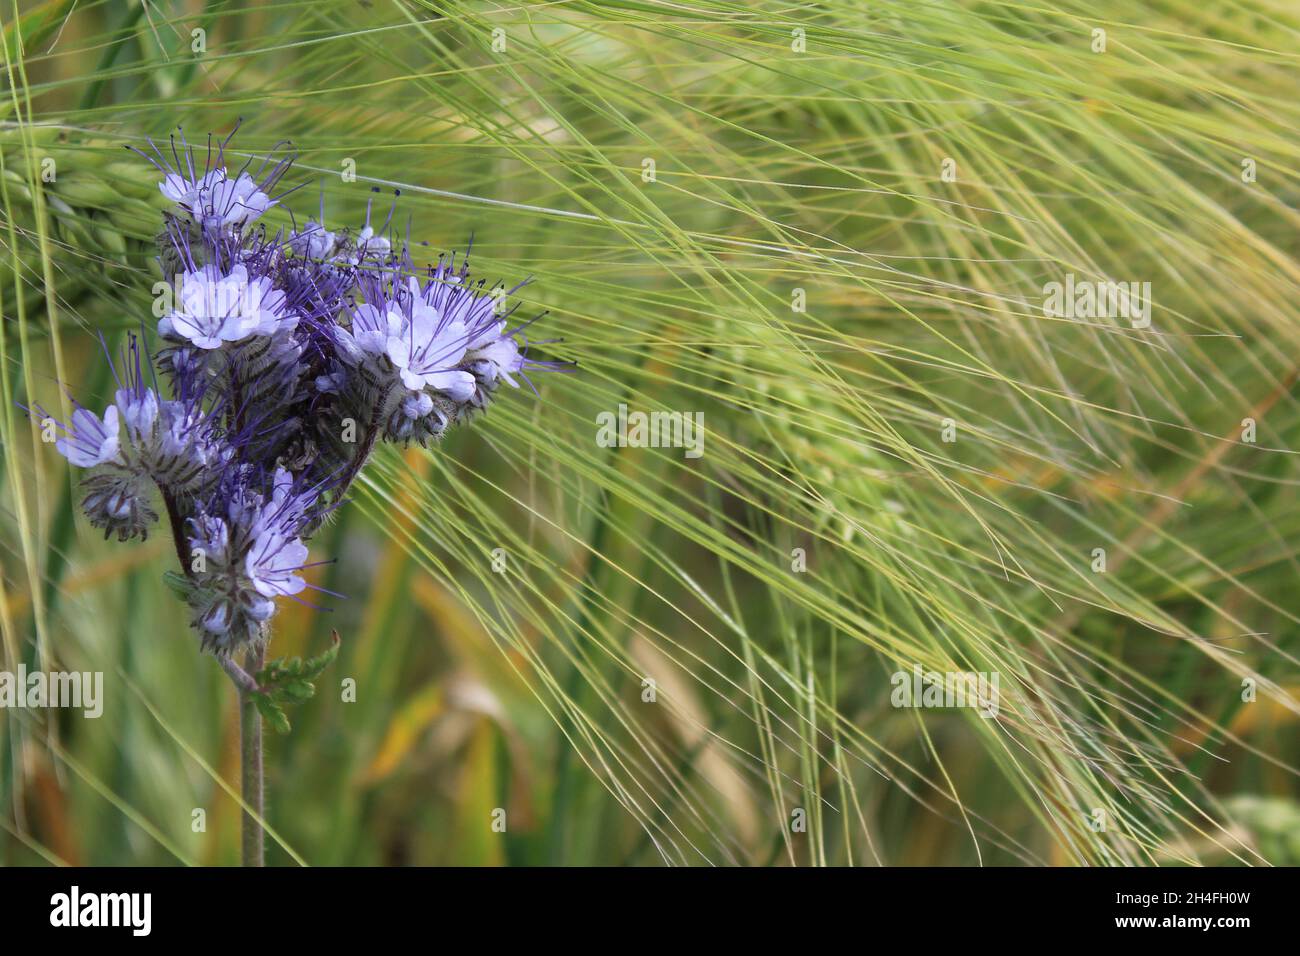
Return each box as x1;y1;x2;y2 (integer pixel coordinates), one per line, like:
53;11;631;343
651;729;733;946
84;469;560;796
1;0;1298;865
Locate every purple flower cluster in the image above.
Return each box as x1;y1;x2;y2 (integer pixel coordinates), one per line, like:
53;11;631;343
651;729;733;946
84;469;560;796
45;128;546;656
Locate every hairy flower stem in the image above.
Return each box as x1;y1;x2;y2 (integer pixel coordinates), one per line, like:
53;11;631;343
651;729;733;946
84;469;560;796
221;657;259;693
238;641;266;866
161;488;191;575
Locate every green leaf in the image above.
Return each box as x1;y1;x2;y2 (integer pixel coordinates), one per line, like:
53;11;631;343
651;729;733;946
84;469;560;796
254;694;290;735
279;680;315;703
250;633;340;730
298;633;342;681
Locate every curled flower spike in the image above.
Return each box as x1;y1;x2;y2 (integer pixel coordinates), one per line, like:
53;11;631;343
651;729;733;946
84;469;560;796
183;470;325;654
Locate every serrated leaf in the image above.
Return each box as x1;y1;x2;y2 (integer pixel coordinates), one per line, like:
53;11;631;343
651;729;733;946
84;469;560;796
251;633;340;726
254;694;291;735
279;679;315;702
299;633;342;680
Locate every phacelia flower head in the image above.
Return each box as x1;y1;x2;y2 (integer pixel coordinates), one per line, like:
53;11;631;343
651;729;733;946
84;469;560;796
46;336;217;527
42;127;558;657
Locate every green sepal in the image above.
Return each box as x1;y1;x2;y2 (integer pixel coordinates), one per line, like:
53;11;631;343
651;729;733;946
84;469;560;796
162;570;193;601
